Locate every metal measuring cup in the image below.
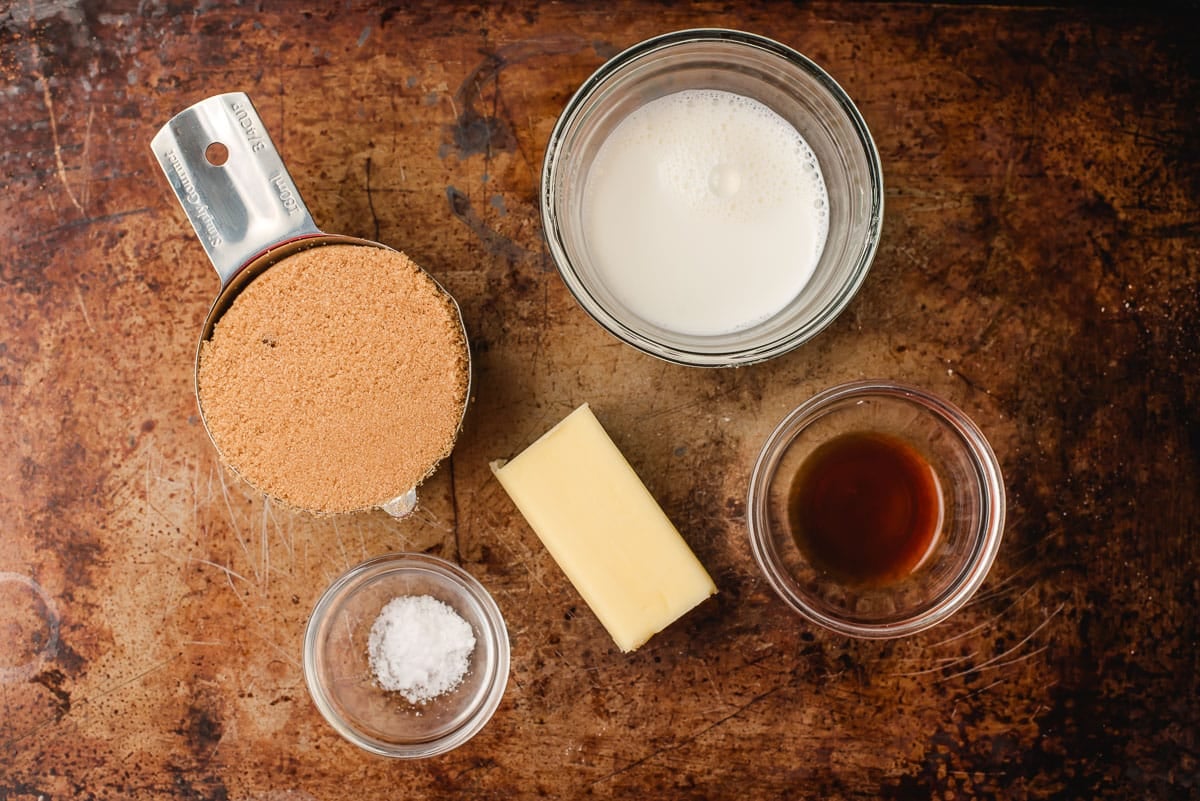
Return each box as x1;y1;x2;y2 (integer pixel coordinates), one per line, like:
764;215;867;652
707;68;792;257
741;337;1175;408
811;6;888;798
150;92;471;518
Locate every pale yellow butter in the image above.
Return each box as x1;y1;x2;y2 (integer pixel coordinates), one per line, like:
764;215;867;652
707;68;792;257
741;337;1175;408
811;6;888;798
491;404;717;652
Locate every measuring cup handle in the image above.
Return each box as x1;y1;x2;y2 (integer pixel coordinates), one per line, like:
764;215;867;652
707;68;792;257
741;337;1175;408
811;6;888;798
380;489;419;519
150;92;321;285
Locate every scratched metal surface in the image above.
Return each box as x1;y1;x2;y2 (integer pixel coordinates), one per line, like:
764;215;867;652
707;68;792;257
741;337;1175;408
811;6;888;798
1;2;1197;799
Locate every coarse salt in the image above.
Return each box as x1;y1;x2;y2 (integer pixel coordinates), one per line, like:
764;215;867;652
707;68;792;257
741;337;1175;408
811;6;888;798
367;595;476;704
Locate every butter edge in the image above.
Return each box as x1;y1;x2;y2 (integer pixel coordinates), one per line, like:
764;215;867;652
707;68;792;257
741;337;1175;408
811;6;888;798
491;402;592;477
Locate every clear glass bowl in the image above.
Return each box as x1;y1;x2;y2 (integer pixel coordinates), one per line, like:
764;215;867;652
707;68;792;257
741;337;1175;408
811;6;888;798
747;381;1006;637
303;553;509;757
541;29;884;366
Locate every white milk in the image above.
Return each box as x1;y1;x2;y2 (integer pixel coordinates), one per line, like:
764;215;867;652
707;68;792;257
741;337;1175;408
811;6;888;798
582;89;828;336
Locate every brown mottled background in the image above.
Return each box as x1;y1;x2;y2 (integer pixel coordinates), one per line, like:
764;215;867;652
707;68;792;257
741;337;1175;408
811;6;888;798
1;1;1197;799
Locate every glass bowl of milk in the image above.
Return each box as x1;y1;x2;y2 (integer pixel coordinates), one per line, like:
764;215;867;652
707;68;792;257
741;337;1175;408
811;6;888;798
542;29;883;366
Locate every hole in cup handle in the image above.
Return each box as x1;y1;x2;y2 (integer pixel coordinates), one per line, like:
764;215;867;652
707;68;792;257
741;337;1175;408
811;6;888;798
380;488;418;519
205;141;229;166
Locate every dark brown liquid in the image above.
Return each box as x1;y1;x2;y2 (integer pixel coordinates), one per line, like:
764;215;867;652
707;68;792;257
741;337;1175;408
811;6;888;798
788;431;943;587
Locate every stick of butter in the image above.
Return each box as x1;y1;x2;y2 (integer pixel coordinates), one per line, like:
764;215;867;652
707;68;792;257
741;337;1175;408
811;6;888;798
491;404;717;652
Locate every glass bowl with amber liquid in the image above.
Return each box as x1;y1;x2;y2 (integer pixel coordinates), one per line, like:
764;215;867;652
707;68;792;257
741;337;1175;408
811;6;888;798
747;380;1005;637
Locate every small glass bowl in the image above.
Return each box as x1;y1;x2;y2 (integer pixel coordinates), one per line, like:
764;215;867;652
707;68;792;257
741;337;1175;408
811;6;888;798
541;29;883;366
748;380;1005;638
303;553;510;758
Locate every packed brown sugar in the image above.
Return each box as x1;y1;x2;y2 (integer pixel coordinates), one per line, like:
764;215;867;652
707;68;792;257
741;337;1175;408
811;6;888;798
198;244;468;514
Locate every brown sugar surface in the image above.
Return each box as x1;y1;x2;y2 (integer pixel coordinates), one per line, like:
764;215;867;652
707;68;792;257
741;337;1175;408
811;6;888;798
197;244;468;513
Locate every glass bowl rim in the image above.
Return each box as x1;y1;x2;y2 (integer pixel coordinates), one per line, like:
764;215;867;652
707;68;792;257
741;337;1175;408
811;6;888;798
747;379;1006;638
540;27;885;367
302;552;510;758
